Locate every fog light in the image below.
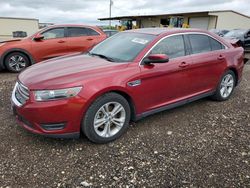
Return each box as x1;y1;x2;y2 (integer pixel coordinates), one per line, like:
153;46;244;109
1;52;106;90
40;123;66;131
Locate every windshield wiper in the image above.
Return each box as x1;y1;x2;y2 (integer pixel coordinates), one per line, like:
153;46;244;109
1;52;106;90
88;52;116;62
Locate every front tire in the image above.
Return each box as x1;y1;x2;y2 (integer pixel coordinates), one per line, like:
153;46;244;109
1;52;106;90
5;52;30;73
82;93;131;144
211;70;236;101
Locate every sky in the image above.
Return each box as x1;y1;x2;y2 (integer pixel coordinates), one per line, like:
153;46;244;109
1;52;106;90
0;0;250;25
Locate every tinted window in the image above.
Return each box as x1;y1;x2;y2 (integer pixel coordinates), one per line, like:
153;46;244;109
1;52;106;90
151;35;185;59
87;28;99;36
210;37;224;51
68;28;88;37
68;27;99;37
42;28;64;39
189;34;211;54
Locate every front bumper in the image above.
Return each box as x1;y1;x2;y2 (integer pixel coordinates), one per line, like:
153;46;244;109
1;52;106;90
11;84;87;139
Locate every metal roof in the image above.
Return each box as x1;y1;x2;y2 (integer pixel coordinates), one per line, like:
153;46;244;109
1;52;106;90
0;16;39;21
98;10;250;21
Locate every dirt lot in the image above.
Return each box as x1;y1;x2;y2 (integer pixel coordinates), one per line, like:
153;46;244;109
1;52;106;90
0;61;250;188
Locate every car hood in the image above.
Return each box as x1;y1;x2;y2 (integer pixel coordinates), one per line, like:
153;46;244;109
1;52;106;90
18;54;129;90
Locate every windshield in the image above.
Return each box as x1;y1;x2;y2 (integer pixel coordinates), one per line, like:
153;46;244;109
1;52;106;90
90;32;156;62
224;29;246;38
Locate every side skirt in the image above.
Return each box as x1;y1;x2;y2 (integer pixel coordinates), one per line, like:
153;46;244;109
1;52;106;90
135;91;215;121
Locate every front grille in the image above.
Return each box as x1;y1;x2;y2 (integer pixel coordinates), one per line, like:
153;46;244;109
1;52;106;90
15;82;30;105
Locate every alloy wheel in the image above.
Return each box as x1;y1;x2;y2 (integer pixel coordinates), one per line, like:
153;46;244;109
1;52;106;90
8;55;27;72
220;74;234;98
93;102;126;138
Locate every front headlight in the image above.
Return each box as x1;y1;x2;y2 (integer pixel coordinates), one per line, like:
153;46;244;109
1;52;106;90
34;87;82;101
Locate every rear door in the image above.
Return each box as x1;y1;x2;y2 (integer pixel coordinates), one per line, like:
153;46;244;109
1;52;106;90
185;34;227;95
66;27;104;53
31;27;68;62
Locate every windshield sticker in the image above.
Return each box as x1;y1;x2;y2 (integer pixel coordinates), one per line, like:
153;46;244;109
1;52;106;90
131;38;149;45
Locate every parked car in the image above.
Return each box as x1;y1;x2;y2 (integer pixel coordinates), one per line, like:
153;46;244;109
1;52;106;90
103;29;119;37
223;29;250;51
11;28;244;143
0;24;107;72
209;29;229;37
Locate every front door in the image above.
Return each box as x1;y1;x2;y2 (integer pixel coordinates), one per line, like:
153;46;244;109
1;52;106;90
134;35;192;112
31;27;68;62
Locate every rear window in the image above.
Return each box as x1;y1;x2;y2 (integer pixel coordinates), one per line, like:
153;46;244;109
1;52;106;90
68;27;99;37
189;34;211;54
210;38;224;51
189;34;224;54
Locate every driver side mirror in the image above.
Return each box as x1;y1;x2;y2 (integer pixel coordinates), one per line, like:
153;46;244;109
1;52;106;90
143;54;169;65
34;34;44;41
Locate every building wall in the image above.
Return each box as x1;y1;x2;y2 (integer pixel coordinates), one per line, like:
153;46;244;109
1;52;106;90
208;16;217;29
209;11;250;29
0;18;39;41
132;11;250;30
139;17;161;28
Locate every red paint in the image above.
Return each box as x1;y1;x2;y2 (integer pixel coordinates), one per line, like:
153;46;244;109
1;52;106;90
12;28;244;137
0;24;106;65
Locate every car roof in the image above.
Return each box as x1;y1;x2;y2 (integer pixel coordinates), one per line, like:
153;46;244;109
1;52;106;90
47;24;98;28
41;24;105;34
125;27;210;35
103;29;118;32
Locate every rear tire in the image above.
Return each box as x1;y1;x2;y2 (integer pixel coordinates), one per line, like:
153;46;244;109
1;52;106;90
82;92;131;144
5;52;30;73
211;70;236;101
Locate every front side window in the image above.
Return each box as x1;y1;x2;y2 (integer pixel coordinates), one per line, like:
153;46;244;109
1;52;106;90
68;27;99;37
189;34;211;54
151;35;186;59
42;28;64;39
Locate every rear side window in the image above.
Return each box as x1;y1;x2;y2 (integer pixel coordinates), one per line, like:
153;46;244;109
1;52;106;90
87;28;100;36
68;27;99;37
210;37;224;50
189;34;225;54
189;34;211;54
151;35;186;59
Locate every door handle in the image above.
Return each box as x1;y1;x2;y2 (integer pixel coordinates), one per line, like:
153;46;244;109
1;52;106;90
179;62;189;68
87;38;93;41
217;55;225;60
58;40;65;43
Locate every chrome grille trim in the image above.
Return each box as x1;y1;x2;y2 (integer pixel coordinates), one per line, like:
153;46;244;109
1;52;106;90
12;82;30;106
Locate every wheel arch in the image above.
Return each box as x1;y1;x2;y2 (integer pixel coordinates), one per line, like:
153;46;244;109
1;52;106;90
227;66;238;86
82;87;137;122
0;48;35;69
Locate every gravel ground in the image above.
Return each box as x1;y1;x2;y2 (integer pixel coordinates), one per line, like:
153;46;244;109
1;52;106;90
0;60;250;188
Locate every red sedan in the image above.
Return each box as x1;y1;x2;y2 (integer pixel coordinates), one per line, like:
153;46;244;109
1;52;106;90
11;28;244;143
0;24;107;72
